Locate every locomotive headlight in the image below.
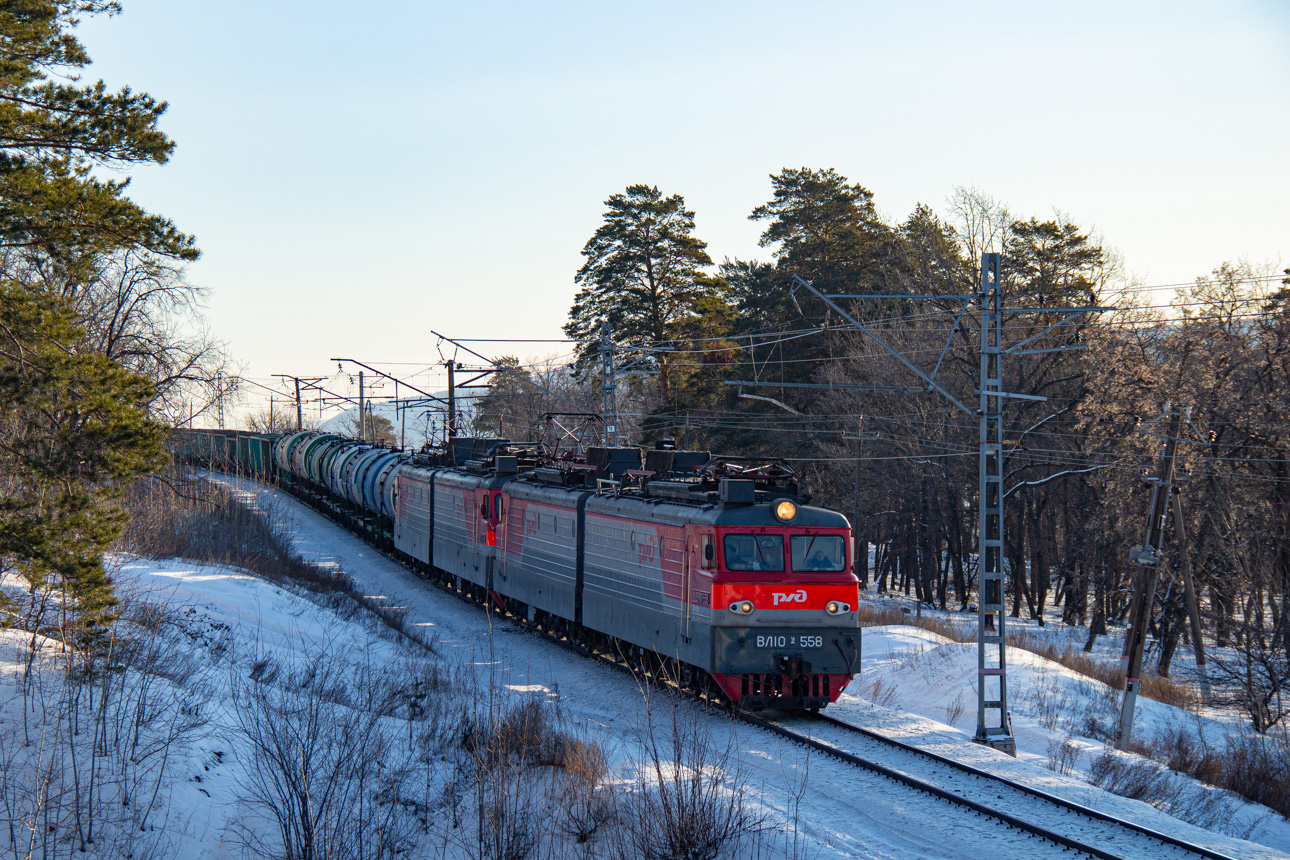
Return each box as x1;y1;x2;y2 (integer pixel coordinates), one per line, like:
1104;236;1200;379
774;499;797;522
729;601;754;615
825;601;850;616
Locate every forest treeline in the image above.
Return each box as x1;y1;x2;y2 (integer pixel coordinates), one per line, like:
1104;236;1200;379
478;172;1290;733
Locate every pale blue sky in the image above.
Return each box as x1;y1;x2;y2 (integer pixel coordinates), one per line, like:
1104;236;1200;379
78;1;1289;419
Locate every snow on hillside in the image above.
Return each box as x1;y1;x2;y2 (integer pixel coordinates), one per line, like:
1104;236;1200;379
217;473;1286;858
844;625;1288;850
3;474;1286;858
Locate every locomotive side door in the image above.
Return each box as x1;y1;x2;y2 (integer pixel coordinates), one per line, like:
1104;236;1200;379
681;537;692;643
473;488;488;579
494;493;507;584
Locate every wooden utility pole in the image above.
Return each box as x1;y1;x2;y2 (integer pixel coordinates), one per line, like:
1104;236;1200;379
1116;407;1184;749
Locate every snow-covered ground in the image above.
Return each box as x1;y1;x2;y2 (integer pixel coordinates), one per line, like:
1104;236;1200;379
846;626;1286;848
2;474;1285;858
225;474;1287;857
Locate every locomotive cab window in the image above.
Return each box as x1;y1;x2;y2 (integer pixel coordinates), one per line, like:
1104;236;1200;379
791;535;846;572
723;534;784;571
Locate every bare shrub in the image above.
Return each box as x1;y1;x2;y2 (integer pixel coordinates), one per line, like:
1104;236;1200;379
942;691;965;725
611;697;765;860
857;676;899;708
1044;735;1083;776
230;648;424;860
554;739;615;846
1148;720;1223;785
1088;749;1255;837
1222;732;1290;818
473;760;539;860
0;601;213;860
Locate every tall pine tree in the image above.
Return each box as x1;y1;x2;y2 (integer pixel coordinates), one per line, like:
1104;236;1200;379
565;184;721;401
0;1;191;640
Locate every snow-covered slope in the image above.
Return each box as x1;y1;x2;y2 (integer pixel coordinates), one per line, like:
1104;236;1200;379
849;623;1289;851
3;474;1284;858
216;474;1287;858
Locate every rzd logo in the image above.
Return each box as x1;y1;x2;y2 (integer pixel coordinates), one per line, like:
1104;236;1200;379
637;535;657;566
772;590;807;607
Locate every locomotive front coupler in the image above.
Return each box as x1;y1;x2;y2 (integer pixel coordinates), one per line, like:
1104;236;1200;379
775;654;810;679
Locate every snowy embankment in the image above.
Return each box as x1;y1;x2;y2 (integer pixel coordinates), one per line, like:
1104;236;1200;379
2;473;1285;858
845;623;1290;853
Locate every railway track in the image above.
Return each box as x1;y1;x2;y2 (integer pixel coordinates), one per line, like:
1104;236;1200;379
221;469;1238;860
741;710;1237;860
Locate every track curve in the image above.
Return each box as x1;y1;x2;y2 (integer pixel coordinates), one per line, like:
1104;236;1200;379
743;711;1238;860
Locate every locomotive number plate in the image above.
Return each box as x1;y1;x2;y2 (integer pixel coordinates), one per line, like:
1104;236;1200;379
755;634;823;649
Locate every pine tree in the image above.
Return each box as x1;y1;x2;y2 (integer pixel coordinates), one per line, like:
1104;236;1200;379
1004;218;1104;306
0;1;190;642
564;184;721;401
724;168;897;395
0;281;167;640
0;0;196;273
750;167;894;292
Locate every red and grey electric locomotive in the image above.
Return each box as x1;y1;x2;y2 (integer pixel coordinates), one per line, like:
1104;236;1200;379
265;433;861;710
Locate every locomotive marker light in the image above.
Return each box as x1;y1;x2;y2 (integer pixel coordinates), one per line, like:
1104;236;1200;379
730;600;755;615
774;499;798;522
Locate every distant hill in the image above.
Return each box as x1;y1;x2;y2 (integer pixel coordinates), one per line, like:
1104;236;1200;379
318;394;461;450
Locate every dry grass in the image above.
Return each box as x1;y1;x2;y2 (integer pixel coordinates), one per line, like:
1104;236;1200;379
116;469;439;653
857;603;970;644
1088;748;1264;837
460;696;597;773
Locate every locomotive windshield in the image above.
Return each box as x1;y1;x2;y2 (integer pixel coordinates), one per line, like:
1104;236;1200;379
723;534;784;571
790;535;847;572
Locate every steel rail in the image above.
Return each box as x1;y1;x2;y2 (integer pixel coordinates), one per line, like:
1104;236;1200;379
740;711;1134;860
805;712;1237;860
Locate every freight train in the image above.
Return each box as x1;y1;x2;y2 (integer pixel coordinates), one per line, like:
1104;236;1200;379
175;430;861;709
